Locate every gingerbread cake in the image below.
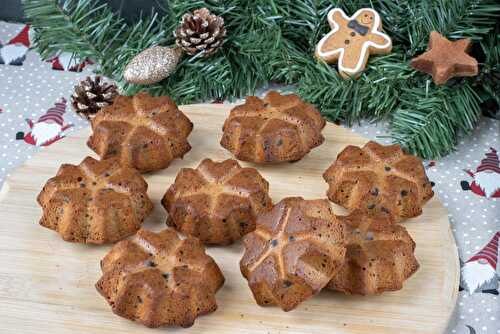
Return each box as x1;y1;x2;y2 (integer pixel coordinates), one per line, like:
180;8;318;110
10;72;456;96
328;210;419;294
240;197;346;311
162;158;273;245
37;156;153;244
220;91;326;163
323;141;434;222
87;92;193;173
96;228;225;328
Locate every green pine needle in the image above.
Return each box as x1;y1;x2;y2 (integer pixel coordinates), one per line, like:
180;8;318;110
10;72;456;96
22;0;500;159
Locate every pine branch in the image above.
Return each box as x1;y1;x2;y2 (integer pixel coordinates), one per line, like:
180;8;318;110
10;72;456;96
23;0;167;80
122;0;302;102
297;51;414;124
23;0;500;158
106;14;168;82
374;0;500;54
24;0;125;67
475;27;500;106
390;83;481;158
277;0;373;54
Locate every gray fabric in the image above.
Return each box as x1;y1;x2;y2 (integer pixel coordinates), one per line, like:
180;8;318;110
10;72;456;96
0;21;499;334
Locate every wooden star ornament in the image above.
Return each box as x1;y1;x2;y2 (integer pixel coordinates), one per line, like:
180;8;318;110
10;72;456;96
410;31;478;85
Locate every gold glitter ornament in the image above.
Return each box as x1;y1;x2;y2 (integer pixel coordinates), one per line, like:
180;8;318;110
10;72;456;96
123;46;182;85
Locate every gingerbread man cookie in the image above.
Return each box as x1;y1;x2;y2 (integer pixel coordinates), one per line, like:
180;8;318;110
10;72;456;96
315;8;392;78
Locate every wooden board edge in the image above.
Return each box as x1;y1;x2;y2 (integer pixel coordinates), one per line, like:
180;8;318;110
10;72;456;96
0;103;461;334
0;180;10;203
441;220;460;332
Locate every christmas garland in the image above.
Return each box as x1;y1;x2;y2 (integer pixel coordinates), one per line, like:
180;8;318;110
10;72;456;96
23;0;500;159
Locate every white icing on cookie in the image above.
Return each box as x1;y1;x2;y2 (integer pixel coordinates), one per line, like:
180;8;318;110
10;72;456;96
316;8;392;75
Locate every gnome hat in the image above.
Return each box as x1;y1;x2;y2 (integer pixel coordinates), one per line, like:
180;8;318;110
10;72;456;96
467;231;500;269
477;147;500;173
8;25;30;48
37;98;67;126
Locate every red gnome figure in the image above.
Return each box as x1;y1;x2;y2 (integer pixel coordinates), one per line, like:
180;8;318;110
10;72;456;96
0;25;30;66
47;52;91;72
16;98;73;146
461;147;500;198
460;232;500;295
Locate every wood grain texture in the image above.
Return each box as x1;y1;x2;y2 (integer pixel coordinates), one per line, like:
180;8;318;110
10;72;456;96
0;104;459;334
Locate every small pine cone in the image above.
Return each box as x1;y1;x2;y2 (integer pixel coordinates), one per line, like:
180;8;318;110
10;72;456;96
174;8;226;57
71;76;118;120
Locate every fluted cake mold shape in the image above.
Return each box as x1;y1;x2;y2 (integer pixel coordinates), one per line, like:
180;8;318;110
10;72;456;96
37;156;153;244
323;141;434;222
240;197;346;311
221;91;325;163
327;210;419;294
162;158;273;245
88;92;193;173
96;228;225;328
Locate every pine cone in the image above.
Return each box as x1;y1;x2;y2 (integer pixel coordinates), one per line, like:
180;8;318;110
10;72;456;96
174;8;226;57
71;76;118;120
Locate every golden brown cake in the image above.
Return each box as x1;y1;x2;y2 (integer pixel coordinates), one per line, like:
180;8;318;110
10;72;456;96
323;141;434;222
162;158;273;245
37;156;153;244
96;228;225;328
328;210;419;294
87;92;193;173
240;197;346;311
220;91;326;163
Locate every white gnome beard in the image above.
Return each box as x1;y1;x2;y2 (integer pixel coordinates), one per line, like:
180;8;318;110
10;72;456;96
461;260;497;293
0;44;27;64
58;53;82;70
31;122;62;146
474;171;500;198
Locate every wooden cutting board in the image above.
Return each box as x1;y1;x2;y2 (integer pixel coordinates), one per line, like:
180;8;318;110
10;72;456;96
0;104;459;334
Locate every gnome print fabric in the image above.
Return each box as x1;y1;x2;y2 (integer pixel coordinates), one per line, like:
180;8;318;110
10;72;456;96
0;21;90;189
422;123;500;334
0;25;30;66
461;148;500;199
47;52;91;72
16;98;73;146
460;232;499;295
